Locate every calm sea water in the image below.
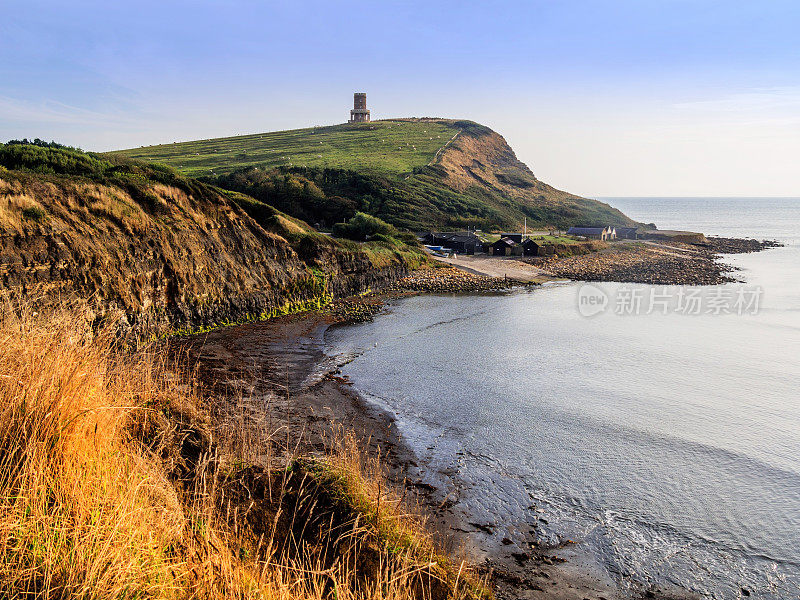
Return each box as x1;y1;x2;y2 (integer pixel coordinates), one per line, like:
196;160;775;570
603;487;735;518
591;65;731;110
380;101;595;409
324;198;800;599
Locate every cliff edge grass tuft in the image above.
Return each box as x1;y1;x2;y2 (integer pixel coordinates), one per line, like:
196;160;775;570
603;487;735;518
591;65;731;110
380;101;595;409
0;302;487;600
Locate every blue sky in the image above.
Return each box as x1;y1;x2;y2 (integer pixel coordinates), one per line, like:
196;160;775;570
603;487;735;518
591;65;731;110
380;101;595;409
2;0;799;196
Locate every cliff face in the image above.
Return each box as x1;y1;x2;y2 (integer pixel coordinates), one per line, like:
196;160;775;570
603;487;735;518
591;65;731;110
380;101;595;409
428;120;636;228
0;160;412;336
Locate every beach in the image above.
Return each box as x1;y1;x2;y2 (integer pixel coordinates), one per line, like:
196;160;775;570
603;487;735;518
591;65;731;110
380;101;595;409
434;237;780;286
168;213;792;600
172;287;701;600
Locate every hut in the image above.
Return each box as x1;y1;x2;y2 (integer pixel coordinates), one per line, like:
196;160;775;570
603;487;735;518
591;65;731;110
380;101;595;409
448;234;484;255
567;226;616;241
523;239;557;256
491;237;517;256
522;239;541;256
422;232;485;254
616;227;639;240
499;233;523;243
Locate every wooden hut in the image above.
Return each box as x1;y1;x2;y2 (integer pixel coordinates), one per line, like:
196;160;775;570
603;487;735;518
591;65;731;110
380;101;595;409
522;239;542;256
491;237;517;256
499;233;523;243
615;227;639;240
423;232;485;254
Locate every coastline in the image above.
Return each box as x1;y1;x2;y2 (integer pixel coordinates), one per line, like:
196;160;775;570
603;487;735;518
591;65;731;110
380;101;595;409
435;237;781;286
169;238;781;600
175;288;701;600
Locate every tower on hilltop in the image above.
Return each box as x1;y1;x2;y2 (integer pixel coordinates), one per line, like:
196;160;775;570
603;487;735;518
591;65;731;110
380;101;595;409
348;92;370;123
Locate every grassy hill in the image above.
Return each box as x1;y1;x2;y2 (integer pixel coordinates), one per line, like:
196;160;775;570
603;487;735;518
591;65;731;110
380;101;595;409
109;120;457;178
109;118;637;232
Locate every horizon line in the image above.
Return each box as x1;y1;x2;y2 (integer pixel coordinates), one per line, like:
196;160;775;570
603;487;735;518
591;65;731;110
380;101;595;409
596;195;800;199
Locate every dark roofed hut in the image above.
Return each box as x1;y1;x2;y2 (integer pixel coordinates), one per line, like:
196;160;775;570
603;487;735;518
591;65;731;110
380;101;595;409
500;233;523;243
423;232;485;254
448;234;483;255
616;227;639;240
491;237;517;256
522;239;555;256
567;226;615;240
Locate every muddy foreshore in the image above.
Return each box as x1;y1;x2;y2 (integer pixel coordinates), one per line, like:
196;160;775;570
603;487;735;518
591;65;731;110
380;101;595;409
173;275;701;600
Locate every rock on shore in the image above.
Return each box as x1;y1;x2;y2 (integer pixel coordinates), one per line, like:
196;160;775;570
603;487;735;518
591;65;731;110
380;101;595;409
703;236;782;254
531;237;781;285
393;267;511;293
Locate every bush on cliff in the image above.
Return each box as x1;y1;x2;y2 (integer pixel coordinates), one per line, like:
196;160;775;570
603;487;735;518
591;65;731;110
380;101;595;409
333;212;398;242
207;167;360;229
0;142;203;201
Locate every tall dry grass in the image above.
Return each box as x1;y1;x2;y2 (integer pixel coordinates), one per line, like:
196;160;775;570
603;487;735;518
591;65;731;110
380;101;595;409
0;306;186;598
0;304;485;600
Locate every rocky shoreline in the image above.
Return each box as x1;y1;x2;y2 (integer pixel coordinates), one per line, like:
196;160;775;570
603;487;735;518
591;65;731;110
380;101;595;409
703;236;782;254
392;266;514;293
529;237;781;285
322;268;513;326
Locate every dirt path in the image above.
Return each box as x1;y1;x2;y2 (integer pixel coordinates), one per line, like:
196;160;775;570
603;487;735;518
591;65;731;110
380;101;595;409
428;128;462;166
637;240;703;256
404;128;463;180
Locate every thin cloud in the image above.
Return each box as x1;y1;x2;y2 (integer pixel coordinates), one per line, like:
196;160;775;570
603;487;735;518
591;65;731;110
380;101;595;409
673;87;800;114
0;96;140;127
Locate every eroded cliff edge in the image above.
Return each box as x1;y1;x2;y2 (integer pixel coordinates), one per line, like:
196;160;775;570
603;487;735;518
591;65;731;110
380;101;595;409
0;144;423;337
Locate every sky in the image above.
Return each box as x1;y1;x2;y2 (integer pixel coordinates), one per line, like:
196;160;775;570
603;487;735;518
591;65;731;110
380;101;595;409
2;0;799;197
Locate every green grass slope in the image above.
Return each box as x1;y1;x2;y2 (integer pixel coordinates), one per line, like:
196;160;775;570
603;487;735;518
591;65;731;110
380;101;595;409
109;119;636;231
109;120;457;178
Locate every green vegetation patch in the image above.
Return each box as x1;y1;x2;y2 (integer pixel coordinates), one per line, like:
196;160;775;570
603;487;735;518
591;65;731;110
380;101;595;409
107;120;458;178
525;234;583;244
204;164;548;232
0;140;215;216
105;119;637;232
332;212;396;241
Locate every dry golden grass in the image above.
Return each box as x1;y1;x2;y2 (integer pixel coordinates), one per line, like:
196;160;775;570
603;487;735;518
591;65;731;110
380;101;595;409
0;192;46;231
0;305;186;598
0;304;485;600
307;432;483;599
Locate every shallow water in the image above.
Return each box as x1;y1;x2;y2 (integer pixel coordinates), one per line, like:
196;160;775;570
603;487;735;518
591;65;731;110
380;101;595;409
324;198;800;599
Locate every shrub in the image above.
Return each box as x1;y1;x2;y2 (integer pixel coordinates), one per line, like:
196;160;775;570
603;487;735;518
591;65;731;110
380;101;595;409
332;212;397;241
21;205;47;221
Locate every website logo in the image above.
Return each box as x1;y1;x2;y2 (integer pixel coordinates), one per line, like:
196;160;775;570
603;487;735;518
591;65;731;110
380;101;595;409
577;284;609;317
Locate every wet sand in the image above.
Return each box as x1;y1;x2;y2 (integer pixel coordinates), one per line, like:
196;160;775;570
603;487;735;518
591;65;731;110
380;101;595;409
173;293;699;600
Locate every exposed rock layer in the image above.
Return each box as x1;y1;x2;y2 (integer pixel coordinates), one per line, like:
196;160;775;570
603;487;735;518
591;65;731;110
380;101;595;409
0;171;409;336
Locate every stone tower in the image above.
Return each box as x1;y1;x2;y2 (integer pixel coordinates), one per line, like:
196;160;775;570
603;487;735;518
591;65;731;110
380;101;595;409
348;92;370;123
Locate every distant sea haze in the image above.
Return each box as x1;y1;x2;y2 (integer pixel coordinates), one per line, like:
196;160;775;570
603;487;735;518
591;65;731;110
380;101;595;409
325;198;800;599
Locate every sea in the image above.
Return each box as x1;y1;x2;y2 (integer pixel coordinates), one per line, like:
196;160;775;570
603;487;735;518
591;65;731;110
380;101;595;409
323;198;800;599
